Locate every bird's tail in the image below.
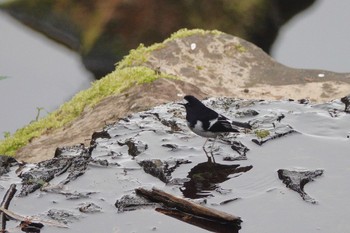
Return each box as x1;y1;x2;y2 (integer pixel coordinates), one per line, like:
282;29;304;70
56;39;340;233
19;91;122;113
231;120;252;130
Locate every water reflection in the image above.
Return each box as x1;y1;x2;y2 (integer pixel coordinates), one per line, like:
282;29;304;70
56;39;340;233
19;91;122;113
181;159;253;199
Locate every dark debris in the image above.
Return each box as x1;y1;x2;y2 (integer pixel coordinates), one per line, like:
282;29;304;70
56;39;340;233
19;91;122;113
277;169;324;204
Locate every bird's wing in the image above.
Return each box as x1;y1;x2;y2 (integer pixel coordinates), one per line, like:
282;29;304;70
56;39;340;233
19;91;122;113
208;115;239;133
208;114;252;133
230;119;252;130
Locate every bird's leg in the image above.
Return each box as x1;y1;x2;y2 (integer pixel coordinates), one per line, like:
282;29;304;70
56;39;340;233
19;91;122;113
209;137;218;154
203;150;212;160
203;138;217;163
202;138;211;159
210;153;216;163
202;138;209;152
210;137;217;163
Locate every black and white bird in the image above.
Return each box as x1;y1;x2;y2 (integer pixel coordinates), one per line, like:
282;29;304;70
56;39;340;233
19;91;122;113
180;95;251;158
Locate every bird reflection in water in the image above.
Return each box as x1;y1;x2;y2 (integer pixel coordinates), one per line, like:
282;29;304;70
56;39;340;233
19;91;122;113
181;159;253;199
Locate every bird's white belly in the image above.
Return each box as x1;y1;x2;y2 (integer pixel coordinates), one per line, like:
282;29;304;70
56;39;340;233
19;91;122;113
188;121;218;138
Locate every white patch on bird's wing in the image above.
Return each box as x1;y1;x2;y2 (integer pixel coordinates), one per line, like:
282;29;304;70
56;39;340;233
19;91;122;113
208;118;218;128
190;120;218;138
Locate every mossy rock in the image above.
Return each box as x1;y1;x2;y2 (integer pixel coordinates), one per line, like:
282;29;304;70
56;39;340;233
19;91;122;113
0;29;212;159
1;28;350;162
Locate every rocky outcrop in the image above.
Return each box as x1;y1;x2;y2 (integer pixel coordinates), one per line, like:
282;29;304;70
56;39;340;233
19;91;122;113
14;78;205;162
0;0;316;78
8;30;350;162
143;32;350;101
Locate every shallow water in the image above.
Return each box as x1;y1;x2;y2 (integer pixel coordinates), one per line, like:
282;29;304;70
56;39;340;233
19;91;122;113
1;98;349;232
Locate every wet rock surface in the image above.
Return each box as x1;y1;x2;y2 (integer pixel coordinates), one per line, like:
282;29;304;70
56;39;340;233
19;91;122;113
47;209;80;224
78;202;102;213
341;94;350;112
277;169;324;204
117;138;148;158
18;145;91;196
115;194;156;212
249;112;298;145
0;155;18;176
138;158;191;183
0;97;350;232
12;30;350;163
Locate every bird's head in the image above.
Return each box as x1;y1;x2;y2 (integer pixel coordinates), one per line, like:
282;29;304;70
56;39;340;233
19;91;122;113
178;95;210;120
178;95;202;109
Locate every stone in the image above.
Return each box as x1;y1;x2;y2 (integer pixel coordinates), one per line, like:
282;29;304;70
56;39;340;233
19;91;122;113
0;155;18;176
115;194;155;212
252;125;297;146
47;209;80;224
90;130;111;147
20;222;44;233
234;109;259;118
138;158;191;183
340;94;350;112
230;141;250;156
161;143;179;151
78;202;102;213
250;113;297;146
118;138;148;158
277;169;324;204
19;145;92;196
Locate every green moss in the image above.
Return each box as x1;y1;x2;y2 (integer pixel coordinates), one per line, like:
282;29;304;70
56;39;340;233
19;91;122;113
196;65;204;70
0;28;216;156
235;44;247;53
25;178;46;186
117;28;223;69
255;129;270;139
117;44;154;69
0;66;175;156
167;28;222;40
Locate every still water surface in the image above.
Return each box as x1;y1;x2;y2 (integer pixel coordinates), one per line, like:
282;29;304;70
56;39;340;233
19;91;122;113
0;12;93;139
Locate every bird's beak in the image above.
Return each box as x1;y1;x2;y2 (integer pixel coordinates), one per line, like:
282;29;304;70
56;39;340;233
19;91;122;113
177;100;186;106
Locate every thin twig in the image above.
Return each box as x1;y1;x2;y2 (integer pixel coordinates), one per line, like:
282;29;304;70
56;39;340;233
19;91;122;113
0;184;67;230
0;184;17;232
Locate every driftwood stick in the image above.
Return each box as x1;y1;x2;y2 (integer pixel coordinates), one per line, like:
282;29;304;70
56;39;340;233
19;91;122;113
0;184;67;231
0;184;17;232
0;184;17;208
135;187;241;224
0;207;68;228
156;208;240;233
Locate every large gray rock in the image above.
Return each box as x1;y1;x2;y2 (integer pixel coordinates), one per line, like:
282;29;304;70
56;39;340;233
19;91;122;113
144;32;350;102
11;30;350;163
